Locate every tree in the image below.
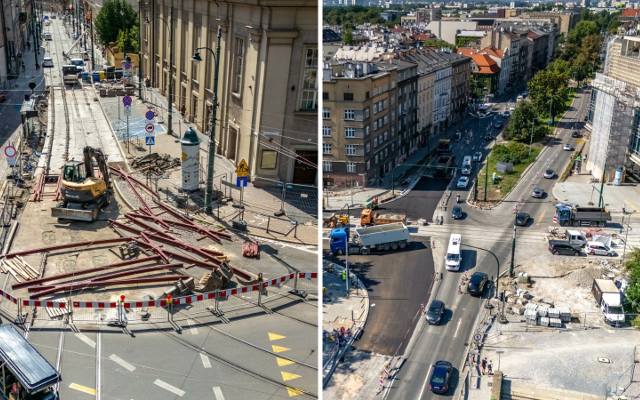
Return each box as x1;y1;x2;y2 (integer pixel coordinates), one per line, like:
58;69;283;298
116;25;139;54
527;68;570;123
624;249;640;314
424;38;455;51
503;101;549;142
343;27;353;45
94;0;138;47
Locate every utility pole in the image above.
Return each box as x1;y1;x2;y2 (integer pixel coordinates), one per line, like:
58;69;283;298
598;168;606;208
167;2;174;137
89;7;94;70
510;216;516;277
204;26;222;214
0;0;9;77
31;0;39;69
137;0;143;100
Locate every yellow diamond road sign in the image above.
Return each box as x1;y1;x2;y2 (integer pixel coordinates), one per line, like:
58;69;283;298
236;159;249;177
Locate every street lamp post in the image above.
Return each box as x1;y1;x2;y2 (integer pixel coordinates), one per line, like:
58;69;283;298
167;3;174;137
31;0;39;69
192;26;222;214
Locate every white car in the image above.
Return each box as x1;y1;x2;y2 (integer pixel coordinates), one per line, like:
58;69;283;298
472;152;482;162
42;56;54;68
456;176;469;189
586;241;616;256
563;143;574;151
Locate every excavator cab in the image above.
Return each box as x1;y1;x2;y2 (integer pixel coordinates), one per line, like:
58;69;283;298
62;160;86;183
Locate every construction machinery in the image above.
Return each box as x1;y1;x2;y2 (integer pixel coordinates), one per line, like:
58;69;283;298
329;223;410;255
323;212;350;228
51;146;111;222
554;203;611;227
360;208;407;226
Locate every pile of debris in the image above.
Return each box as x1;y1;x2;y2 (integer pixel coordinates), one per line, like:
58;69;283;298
131;153;180;174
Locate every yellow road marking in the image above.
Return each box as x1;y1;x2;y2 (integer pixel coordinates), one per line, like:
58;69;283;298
69;383;96;395
268;332;287;341
276;357;295;367
280;371;302;382
271;344;290;353
287;387;304;397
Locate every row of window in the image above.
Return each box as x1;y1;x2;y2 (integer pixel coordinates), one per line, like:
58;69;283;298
323;144;361;156
322;126;370;138
323;161;358;173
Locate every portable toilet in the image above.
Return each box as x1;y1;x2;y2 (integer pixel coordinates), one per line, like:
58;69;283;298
180;127;200;192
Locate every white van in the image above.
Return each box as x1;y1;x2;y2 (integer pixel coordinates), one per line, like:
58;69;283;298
445;234;462;271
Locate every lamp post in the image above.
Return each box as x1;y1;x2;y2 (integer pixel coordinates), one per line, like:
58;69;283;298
31;0;39;69
192;26;222;214
137;0;142;100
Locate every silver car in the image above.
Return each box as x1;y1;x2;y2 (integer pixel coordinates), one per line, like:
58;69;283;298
531;187;545;198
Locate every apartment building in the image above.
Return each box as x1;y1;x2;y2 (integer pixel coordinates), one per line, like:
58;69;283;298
0;0;32;83
586;35;640;182
393;59;418;163
518;11;578;35
140;0;317;184
322;62;398;187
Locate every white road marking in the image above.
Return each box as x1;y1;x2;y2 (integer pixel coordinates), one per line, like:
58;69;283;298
200;352;211;369
75;332;96;348
154;379;185;397
453;319;463;338
96;332;101;400
213;386;226;400
187;319;199;335
109;354;136;372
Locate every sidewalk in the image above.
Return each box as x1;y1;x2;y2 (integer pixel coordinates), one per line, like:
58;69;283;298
553;173;640;216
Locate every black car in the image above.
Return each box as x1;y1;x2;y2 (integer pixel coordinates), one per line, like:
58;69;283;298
548;240;581;256
429;360;453;394
515;212;531;226
426;300;445;325
468;272;489;296
451;206;463;220
571;130;582;138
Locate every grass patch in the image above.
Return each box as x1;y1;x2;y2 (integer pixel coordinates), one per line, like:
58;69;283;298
476;142;542;202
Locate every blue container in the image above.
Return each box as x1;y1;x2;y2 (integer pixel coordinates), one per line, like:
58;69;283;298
81;72;89;81
92;71;100;82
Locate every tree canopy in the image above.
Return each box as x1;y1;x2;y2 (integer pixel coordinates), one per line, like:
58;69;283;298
323;6;384;26
95;0;139;51
527;60;571;123
503;101;550;142
424;38;455;51
623;250;640;322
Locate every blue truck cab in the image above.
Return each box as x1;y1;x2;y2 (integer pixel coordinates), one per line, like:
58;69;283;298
329;227;349;255
555;204;572;225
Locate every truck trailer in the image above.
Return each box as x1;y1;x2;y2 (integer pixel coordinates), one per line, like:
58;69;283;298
329;223;410;255
555;204;610;227
359;208;407;226
592;279;625;327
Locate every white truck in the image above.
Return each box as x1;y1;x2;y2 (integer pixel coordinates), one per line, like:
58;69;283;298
329;223;410;255
592;279;625;327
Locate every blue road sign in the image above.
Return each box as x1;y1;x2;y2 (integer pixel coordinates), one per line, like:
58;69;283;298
145;110;155;120
122;95;132;107
236;176;248;187
145;136;155;146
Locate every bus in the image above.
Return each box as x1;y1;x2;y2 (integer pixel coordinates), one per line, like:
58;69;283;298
0;325;60;399
445;234;462;271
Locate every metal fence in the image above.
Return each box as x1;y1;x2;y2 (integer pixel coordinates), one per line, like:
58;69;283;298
252;177;317;224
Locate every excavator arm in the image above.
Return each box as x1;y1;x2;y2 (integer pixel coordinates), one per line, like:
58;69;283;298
83;146;110;187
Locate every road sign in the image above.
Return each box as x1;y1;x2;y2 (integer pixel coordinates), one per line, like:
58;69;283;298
123;61;131;70
145;136;155;146
145;123;155;134
145;110;155;120
4;145;16;158
236;176;249;187
122;95;132;107
236;159;249;177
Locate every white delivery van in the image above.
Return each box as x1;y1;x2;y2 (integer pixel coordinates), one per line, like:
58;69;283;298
445;234;462;271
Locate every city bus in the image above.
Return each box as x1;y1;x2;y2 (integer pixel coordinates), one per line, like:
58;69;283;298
445;234;462;271
0;325;60;399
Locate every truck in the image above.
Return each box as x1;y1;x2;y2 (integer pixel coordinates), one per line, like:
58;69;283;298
62;65;79;86
436;139;452;154
360;208;407;226
554;203;611;227
592;279;625;327
329;223;410;255
433;154;455;178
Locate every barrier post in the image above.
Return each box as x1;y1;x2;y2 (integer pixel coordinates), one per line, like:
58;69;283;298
167;294;173;322
294;221;298;239
266;216;271;234
293;273;299;292
16;298;23;325
67;296;73;324
257;273;263;306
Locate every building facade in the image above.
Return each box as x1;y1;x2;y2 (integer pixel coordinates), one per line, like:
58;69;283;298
141;0;317;185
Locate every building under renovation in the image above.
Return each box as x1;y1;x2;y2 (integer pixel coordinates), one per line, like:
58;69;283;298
586;35;640;183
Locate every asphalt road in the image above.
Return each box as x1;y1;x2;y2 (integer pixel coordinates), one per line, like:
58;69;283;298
327;237;435;356
385;89;592;399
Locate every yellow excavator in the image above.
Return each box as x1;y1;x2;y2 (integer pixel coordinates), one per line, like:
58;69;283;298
51;146;111;222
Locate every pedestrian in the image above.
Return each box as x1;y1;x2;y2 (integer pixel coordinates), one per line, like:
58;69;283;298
488;360;493;375
481;357;487;375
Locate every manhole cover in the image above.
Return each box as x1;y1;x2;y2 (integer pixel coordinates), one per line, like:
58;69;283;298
598;357;611;363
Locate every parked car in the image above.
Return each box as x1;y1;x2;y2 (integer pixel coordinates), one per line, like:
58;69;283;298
468;272;489;296
531;187;545;198
494;120;503;129
543;169;556;179
451;206;464;220
563;143;574;151
456;176;469;189
43;32;52;41
426;300;445;325
548;240;582;256
515;212;531;226
586;241;616;256
42;56;54;68
461;166;471;175
571;130;582;138
429;361;453;394
472;152;482;162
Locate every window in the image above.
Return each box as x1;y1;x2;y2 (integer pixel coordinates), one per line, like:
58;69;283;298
300;47;317;111
373;137;378;147
323;143;332;154
345;128;356;138
323;161;332;172
323;108;331;119
364;107;369;119
322;126;332;137
344;92;354;101
344;109;355;120
347;162;357;173
373;103;378;114
365;143;370;153
345;144;356;156
232;37;246;96
365;126;370;136
323;91;329;100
